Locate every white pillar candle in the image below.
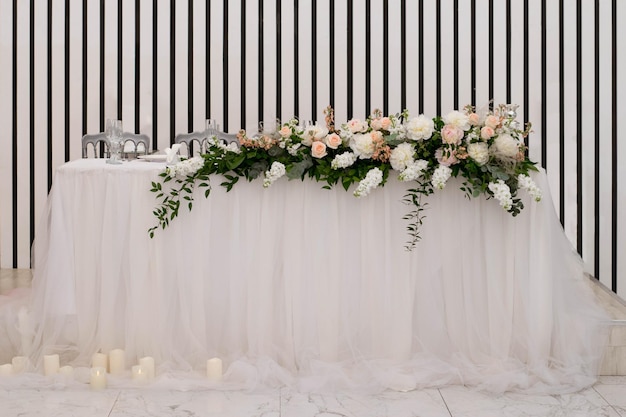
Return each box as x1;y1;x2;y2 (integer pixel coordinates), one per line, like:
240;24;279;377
92;352;108;371
0;364;12;376
43;354;60;376
139;356;155;379
131;365;147;382
108;349;125;375
206;357;223;380
11;356;27;374
90;367;107;390
59;365;74;377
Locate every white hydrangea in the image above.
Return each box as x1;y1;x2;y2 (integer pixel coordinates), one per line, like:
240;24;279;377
404;115;435;141
263;161;286;188
331;152;358;169
398;159;429;182
431;165;452;190
517;174;542;202
488;180;513;210
167;156;205;178
354;167;383;198
389;142;415;171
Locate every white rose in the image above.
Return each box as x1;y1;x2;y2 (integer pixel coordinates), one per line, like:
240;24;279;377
443;110;471;131
467;142;489;166
350;133;375;159
405;115;434;141
493;134;520;158
389;142;415;171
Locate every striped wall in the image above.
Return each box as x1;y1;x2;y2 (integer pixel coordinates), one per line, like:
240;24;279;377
0;1;624;296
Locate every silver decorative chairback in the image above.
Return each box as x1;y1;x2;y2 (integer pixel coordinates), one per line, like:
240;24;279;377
210;130;239;146
174;131;209;157
121;132;150;158
81;132;110;158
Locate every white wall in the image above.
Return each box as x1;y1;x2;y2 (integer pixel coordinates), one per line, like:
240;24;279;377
0;0;625;295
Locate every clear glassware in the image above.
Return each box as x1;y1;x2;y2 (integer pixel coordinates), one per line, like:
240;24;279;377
106;119;123;165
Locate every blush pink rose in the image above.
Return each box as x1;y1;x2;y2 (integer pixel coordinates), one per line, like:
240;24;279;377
468;113;480;126
484;115;500;129
311;141;328;158
325;133;342;149
279;125;292;138
347;119;367;133
480;126;495;140
440;124;464;145
435;148;459;166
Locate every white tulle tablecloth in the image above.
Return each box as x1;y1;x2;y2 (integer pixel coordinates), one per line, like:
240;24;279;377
28;158;608;393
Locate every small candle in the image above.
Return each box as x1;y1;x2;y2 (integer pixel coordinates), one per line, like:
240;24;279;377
90;367;107;389
131;365;147;382
43;354;60;376
108;349;125;375
92;352;108;371
59;365;74;378
11;356;27;374
206;357;223;380
0;364;12;376
139;356;155;379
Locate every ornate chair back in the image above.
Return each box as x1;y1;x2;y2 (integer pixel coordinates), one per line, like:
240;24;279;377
174;131;208;157
81;132;110;158
121;132;150;159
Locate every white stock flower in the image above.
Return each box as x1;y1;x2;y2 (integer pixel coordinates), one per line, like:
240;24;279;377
488;180;513;210
466;142;489;165
353;167;383;198
331;152;358;169
398;159;429;182
389;142;416;171
167;156;205;178
517;174;542;202
443;110;471;131
493;133;520;158
263;161;286;188
405;115;435;141
350;133;375;159
287;143;302;156
431;165;452;190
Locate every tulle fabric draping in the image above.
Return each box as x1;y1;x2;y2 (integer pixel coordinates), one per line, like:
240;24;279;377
17;159;608;394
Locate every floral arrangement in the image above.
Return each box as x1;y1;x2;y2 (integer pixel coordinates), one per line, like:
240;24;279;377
149;104;541;250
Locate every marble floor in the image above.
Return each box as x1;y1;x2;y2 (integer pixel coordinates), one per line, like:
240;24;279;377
2;377;626;416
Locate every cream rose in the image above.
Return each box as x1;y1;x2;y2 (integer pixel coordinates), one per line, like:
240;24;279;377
405;115;434;141
480;126;495;140
468;113;481;126
467;142;489;165
389;142;415;171
484;115;500;129
440;124;464;145
347;119;368;133
311;141;328;158
325;133;342;149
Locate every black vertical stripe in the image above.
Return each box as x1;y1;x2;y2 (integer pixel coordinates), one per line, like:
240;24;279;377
188;0;193;133
294;0;299;118
152;0;158;150
241;0;246;129
258;0;263;123
540;0;546;168
12;0;17;267
470;0;475;106
206;1;210;121
223;0;229;131
365;0;370;115
400;0;406;111
383;0;388;114
135;0;140;133
29;0;35;253
435;0;441;115
170;0;175;144
118;0;122;120
611;0;617;292
418;0;423;114
276;0;281;119
594;0;600;280
576;0;582;256
488;0;493;109
48;0;53;191
506;0;511;103
329;0;335;108
82;0;87;135
67;0;71;158
347;0;352;119
312;0;317;120
453;0;458;109
99;0;104;133
523;0;529;148
558;0;565;226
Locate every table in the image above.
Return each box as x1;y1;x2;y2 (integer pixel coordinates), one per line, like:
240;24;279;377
29;159;608;393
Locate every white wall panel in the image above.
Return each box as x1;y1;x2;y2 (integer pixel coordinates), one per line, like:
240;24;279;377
0;0;13;266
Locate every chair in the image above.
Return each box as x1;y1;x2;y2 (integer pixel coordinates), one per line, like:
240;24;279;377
210;130;239;146
121;132;150;159
174;131;209;157
81;132;110;158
